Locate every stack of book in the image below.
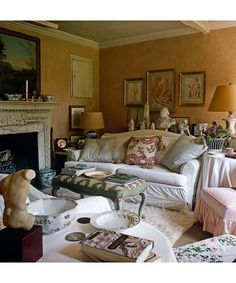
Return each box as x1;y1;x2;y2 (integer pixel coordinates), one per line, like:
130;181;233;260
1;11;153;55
105;173;140;186
60;163;96;176
79;229;160;262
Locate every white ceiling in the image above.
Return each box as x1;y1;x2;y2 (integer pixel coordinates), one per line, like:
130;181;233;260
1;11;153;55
49;20;236;48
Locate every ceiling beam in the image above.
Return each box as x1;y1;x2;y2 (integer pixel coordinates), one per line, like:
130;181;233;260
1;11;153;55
181;21;210;34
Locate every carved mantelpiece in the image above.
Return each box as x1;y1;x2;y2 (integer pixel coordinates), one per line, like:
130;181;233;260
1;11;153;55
0;101;58;169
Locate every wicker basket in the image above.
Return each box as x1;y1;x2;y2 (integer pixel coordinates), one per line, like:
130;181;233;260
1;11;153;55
205;138;226;152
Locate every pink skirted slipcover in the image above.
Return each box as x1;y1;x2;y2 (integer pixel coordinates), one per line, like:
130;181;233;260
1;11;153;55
194;187;236;236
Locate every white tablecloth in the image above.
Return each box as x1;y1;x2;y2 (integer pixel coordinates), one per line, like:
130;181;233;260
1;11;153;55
196;154;236;200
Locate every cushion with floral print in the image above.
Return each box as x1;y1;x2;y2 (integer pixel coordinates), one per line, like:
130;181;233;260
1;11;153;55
124;136;161;166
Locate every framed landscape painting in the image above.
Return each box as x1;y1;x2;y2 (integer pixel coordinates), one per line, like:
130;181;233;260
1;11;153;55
179;71;206;106
0;28;40;99
147;69;175;113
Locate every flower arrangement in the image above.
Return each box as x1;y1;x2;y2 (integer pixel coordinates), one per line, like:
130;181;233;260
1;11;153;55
203;122;230;141
202;122;231;151
203;122;231;141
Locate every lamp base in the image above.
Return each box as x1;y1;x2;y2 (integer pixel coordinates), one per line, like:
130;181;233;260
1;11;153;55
223;112;236;137
87;131;97;139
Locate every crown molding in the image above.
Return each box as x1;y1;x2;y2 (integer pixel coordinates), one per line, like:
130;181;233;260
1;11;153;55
209;21;236;30
4;21;99;49
100;21;236;49
99;26;198;48
181;21;210;34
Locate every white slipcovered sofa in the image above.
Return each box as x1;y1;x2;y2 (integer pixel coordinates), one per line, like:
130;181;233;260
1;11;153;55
64;130;207;211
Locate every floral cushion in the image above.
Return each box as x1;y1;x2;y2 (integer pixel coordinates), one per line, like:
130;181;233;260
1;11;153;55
174;235;236;262
124;136;161;166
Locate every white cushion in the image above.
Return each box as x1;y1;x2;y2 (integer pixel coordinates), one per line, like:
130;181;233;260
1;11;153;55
116;164;188;187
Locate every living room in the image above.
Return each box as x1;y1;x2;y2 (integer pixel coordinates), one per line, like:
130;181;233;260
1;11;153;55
1;0;236;280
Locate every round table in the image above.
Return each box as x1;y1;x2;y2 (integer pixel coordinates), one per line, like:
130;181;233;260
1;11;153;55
39;212;176;262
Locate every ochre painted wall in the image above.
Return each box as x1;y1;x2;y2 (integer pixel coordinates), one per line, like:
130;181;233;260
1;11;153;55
0;22;99;139
100;27;236;133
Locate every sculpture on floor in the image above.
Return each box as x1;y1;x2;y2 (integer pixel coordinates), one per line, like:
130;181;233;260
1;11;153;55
155;107;176;131
0;169;36;230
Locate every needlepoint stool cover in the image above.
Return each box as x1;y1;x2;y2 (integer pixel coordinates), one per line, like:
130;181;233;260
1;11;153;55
194;187;236;236
52;175;146;201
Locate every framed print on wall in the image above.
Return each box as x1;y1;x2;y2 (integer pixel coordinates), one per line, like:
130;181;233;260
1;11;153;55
124;78;144;106
147;69;175;113
0;28;40;99
179;71;206;106
69;105;85;130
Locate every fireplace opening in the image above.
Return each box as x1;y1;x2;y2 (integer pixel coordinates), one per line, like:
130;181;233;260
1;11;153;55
0;132;39;172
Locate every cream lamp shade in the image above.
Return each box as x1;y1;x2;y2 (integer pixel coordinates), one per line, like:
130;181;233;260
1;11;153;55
208;84;236;136
80;112;104;130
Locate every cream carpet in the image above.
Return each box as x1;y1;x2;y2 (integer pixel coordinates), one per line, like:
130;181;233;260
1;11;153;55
56;188;197;246
121;202;197;246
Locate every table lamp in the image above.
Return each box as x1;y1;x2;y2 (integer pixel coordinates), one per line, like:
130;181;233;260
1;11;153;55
208;84;236;136
79;112;105;138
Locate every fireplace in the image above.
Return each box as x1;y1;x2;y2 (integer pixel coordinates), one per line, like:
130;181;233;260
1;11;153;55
0;101;57;171
0;132;38;172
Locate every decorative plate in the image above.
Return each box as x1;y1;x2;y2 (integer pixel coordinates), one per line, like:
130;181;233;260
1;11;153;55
90;210;140;230
84;170;111;179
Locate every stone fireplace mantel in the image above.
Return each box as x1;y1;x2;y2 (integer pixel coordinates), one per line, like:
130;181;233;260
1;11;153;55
0;101;58;170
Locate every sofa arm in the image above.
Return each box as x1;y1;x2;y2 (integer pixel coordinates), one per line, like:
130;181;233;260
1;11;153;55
179;159;201;209
63;148;82;161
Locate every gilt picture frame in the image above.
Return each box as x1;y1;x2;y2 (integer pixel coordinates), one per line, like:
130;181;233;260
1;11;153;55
69;105;85;130
0;27;40;99
179;71;206;106
124;78;144;106
147;69;175;113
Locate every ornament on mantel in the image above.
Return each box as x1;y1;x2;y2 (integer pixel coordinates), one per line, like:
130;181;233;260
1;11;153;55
143;101;150;123
128;118;134;131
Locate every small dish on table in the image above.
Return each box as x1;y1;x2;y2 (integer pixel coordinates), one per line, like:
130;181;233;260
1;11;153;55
84;170;112;179
90;210;140;231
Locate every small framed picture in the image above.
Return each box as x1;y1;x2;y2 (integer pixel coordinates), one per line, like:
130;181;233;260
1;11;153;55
69;105;85;130
179;71;206;106
147;69;175;113
77;139;86;149
124;78;144;106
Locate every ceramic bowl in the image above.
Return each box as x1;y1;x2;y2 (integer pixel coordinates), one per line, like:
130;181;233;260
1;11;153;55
36;168;56;188
27;198;78;234
3;93;22;101
42;95;54;102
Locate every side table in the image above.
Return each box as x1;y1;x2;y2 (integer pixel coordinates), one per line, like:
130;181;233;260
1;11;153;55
53;151;68;174
52;175;147;216
196;153;236;200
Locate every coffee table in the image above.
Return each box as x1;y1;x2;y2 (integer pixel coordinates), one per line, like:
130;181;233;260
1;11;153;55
39;212;176;262
52;174;147;216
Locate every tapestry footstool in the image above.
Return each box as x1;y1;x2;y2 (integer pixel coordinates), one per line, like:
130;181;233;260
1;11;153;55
174;234;236;262
52;175;147;216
